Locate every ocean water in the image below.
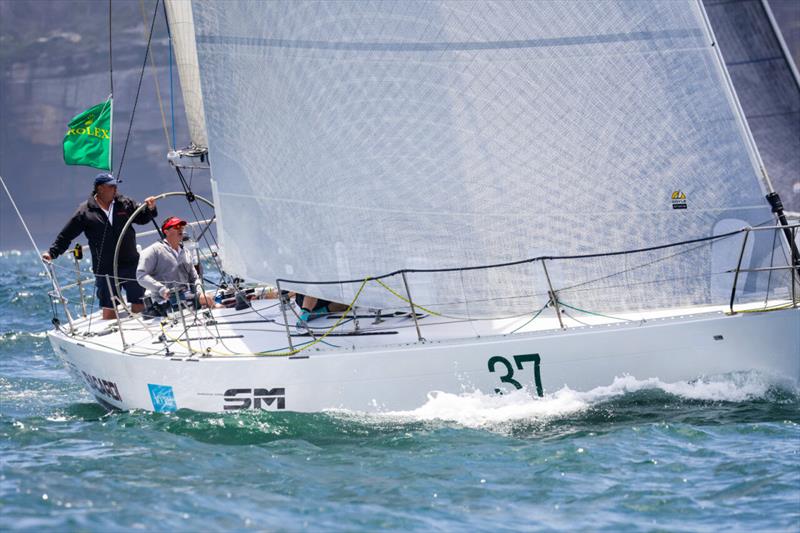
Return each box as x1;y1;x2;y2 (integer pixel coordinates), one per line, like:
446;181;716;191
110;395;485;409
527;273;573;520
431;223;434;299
1;251;799;531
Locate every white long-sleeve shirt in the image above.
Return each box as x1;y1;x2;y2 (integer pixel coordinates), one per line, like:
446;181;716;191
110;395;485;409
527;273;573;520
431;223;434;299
136;240;201;297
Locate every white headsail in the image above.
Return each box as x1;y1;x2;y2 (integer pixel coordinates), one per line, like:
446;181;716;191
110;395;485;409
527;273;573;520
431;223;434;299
184;0;786;315
165;0;208;149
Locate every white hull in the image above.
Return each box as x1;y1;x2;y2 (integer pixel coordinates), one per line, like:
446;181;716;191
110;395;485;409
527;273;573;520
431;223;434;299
47;302;800;413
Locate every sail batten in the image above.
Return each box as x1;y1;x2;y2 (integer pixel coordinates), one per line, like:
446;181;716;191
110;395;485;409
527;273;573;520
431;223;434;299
191;0;784;314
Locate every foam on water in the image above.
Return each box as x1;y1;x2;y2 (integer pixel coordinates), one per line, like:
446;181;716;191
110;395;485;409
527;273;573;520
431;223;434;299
378;372;788;428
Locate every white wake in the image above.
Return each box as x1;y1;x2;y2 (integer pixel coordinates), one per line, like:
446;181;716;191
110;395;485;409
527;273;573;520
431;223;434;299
372;372;786;428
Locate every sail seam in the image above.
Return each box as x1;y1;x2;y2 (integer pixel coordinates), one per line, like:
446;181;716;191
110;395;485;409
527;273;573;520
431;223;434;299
216;193;767;218
197;29;703;52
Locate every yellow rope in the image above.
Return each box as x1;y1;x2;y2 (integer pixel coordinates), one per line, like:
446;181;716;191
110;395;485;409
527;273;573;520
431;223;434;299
158;278;372;357
256;277;371;356
737;302;797;314
372;278;442;316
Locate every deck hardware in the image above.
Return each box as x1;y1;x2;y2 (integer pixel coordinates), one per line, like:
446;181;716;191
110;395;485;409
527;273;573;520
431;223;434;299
729;230;750;314
541;259;565;330
351;303;360;332
72;244;87;317
276;281;295;351
106;276;128;349
47;262;74;334
401;272;425;342
158;330;173;356
174;289;193;354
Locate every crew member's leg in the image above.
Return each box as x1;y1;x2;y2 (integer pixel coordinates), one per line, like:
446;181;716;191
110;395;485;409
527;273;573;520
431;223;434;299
295;294;347;327
119;264;145;314
95;274;118;320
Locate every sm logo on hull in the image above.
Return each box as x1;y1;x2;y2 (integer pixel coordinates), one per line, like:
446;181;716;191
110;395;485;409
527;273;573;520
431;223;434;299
223;388;286;410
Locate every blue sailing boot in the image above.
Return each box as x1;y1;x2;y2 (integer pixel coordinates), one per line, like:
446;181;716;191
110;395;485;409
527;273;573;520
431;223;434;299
296;309;312;329
296;305;329;329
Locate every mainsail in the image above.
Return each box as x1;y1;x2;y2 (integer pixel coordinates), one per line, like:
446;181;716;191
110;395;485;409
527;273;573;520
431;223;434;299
177;0;788;315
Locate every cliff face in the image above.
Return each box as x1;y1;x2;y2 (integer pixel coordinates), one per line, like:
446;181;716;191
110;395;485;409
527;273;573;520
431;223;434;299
1;1;798;251
0;0;208;251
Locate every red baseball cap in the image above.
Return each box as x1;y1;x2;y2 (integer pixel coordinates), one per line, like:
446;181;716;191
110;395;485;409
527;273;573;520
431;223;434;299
161;216;187;232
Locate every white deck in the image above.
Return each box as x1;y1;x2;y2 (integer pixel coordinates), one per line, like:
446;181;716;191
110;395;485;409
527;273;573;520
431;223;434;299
53;298;787;359
47;299;800;413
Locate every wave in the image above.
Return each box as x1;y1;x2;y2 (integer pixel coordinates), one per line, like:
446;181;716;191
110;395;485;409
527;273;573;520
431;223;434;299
374;372;798;429
0;331;47;342
5;371;795;447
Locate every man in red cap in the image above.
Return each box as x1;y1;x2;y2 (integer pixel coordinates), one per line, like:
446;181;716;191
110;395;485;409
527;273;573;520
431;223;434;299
136;216;213;309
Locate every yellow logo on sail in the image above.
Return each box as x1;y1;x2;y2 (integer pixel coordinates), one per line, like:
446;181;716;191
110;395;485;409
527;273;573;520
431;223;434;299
671;190;687;209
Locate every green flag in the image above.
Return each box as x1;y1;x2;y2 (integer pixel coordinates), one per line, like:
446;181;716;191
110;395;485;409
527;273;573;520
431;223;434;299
63;98;112;170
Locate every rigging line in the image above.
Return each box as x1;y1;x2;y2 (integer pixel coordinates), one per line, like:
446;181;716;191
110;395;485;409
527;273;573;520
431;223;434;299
560;269;738;295
259;277;369;356
185;168;221;251
555;300;633;322
117;0;160;180
186;199;224;277
173;167;222;258
158;277;371;357
509;302;549;334
560;309;595;327
738;302;795;314
0;175;48;277
555;236;726;293
764;228;779;308
138;0;172;151
277;230;745;285
183;192;225;278
373;277;442;316
108;0;113;96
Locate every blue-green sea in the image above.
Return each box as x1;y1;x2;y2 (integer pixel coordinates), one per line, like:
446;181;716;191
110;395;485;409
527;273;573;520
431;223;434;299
1;251;799;531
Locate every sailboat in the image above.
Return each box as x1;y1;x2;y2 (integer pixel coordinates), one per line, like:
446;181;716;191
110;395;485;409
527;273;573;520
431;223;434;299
45;0;799;413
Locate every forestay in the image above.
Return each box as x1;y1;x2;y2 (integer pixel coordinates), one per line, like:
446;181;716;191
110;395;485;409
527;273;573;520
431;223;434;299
188;0;786;315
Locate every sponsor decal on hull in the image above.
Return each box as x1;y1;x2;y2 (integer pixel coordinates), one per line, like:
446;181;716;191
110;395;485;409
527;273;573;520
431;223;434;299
148;384;177;413
224;388;286;410
81;371;122;402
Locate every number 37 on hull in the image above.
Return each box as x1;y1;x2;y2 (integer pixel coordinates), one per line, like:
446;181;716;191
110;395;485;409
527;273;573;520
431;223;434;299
488;353;543;397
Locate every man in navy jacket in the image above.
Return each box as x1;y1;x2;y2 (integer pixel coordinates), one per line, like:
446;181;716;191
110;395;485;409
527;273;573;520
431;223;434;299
43;173;158;319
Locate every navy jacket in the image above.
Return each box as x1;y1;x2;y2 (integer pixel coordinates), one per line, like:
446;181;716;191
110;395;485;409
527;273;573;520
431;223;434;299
48;194;158;275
